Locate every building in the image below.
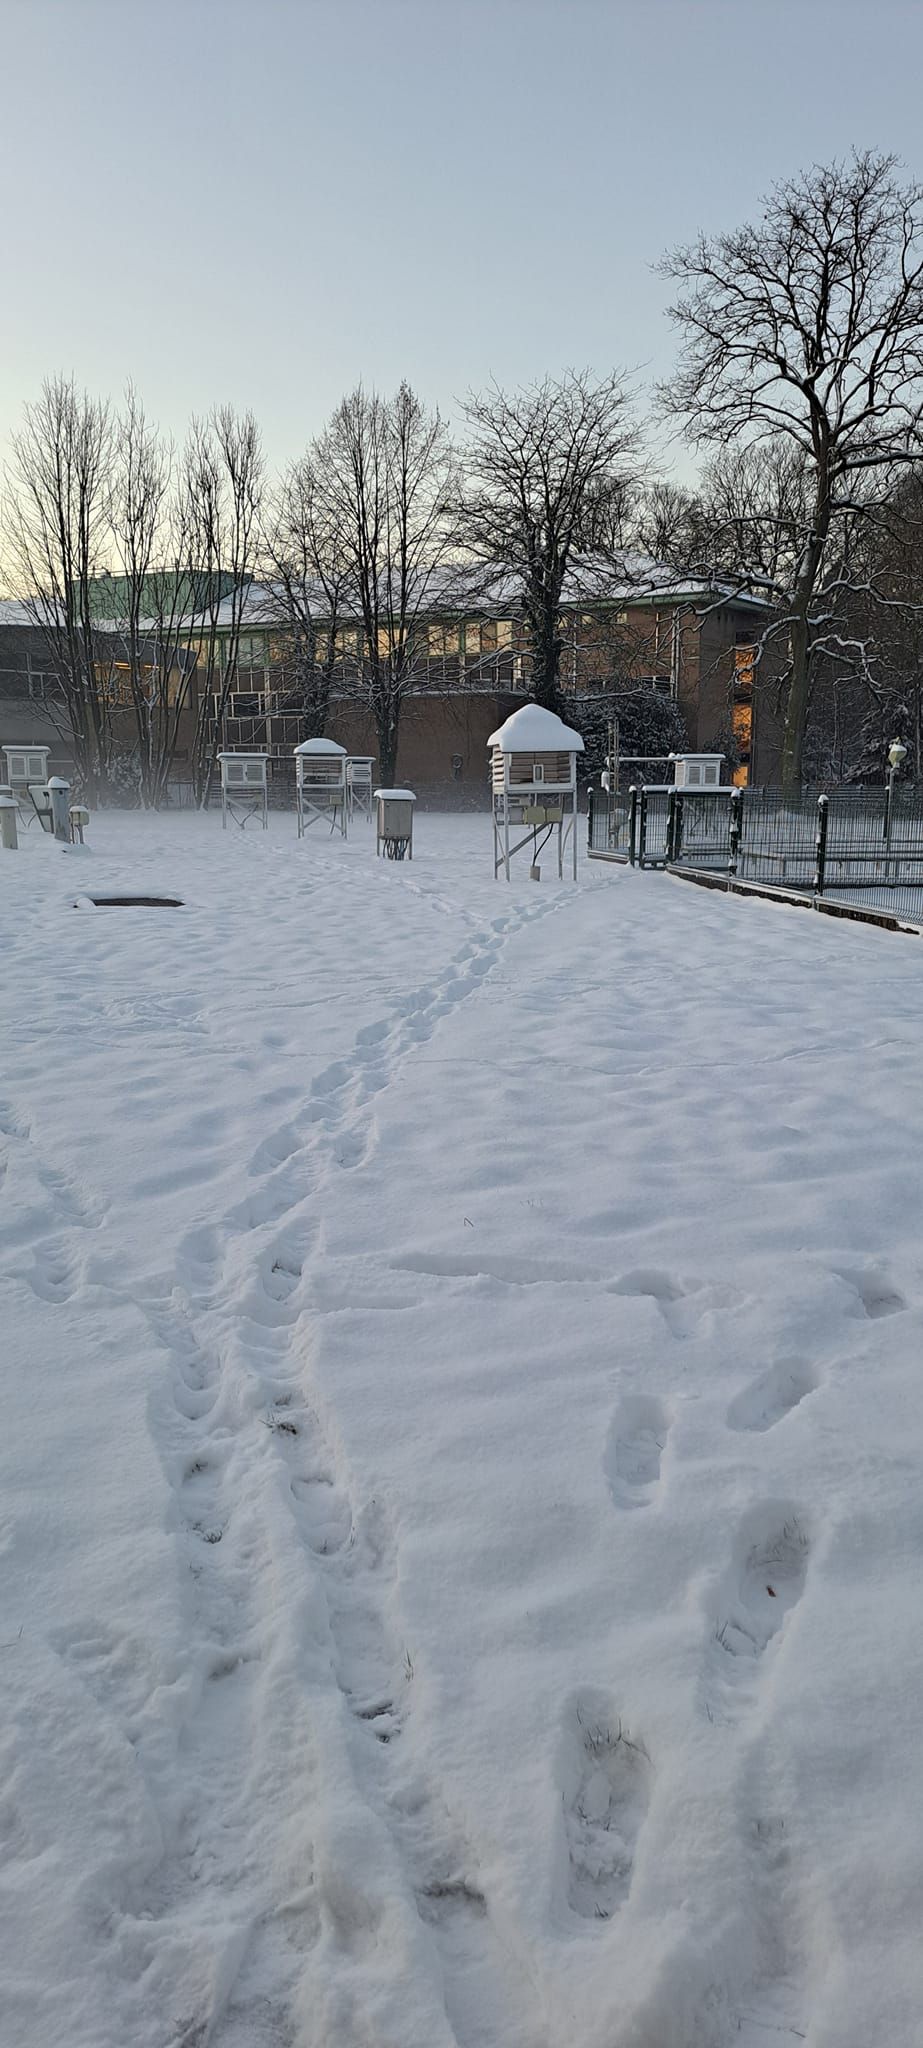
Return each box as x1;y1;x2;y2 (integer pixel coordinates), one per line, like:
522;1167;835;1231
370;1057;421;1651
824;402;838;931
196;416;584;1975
0;564;777;799
186;565;775;800
0;596;196;789
0;602;68;765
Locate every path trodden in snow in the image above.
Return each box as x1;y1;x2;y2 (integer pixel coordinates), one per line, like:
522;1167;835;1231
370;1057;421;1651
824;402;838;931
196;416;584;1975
2;811;923;2047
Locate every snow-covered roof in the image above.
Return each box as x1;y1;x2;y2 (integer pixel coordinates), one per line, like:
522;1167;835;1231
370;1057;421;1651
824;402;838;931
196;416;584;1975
0;599;38;627
293;737;347;757
374;787;416;800
488;704;585;754
184;558;770;635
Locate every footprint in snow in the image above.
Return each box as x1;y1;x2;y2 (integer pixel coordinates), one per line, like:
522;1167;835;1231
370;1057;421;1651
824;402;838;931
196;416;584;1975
25;1239;80;1303
290;1469;354;1555
610;1268;700;1336
714;1506;810;1671
834;1265;907;1320
247;1122;303;1177
560;1693;651;1920
605;1395;670;1510
727;1360;817;1434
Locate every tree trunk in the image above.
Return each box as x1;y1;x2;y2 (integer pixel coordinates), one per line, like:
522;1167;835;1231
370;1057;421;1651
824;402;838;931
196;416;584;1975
781;606;811;791
376;694;400;786
527;597;564;712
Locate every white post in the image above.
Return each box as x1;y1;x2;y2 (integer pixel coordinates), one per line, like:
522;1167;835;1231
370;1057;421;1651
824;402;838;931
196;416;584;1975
46;776;71;842
0;796;18;850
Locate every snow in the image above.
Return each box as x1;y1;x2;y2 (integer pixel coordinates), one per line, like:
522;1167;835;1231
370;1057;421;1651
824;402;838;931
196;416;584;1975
488;702;585;752
184;558;771;633
293;738;348;757
0;597;42;627
2;811;923;2048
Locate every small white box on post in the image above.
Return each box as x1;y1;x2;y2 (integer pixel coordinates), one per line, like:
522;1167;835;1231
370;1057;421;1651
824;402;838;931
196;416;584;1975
0;794;18;850
3;744;51;791
294;739;348;838
488;703;584;880
46;776;71;842
346;755;376;822
217;751;269;830
670;753;725;789
69;804;91;845
374;788;416;860
4;744;52;825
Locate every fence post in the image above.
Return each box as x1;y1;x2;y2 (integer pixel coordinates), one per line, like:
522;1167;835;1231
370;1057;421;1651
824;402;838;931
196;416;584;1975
637;787;648;868
814;793;829;895
587;784;595;854
667;789;677;863
0;795;18;850
628;785;638;866
673;790;684;862
728;787;742;875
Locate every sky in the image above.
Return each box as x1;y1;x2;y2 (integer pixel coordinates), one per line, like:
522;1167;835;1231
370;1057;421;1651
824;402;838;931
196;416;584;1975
2;0;923;487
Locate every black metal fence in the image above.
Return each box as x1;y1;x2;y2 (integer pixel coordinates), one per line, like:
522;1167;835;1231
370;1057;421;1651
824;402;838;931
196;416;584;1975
587;783;923;927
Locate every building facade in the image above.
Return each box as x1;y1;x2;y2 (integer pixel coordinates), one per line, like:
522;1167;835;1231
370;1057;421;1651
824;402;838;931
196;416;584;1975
0;573;778;799
190;577;775;800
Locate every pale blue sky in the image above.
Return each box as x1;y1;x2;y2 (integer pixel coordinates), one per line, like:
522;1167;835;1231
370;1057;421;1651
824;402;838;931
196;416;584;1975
3;0;923;481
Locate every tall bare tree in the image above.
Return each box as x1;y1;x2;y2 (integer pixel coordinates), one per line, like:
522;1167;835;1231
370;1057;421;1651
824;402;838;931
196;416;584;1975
460;370;639;710
107;397;221;807
182;407;265;805
3;376;117;797
260;453;351;737
661;150;923;787
317;383;456;782
107;388;173;803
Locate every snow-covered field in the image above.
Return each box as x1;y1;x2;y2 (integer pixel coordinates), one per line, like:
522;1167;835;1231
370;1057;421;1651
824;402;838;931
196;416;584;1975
2;810;922;2048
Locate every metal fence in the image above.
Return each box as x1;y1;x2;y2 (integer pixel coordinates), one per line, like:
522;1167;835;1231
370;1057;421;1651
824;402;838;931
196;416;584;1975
587;785;674;864
587;783;923;928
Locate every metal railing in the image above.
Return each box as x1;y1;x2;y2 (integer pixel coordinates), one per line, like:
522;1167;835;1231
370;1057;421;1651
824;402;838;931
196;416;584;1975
588;783;923;927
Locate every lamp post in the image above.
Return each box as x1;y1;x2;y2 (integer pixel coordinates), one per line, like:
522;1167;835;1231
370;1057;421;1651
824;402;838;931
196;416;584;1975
884;738;907;879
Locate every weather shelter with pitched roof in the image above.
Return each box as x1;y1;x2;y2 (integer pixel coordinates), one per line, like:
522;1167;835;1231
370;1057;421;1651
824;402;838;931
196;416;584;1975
488;703;584;880
294;738;348;837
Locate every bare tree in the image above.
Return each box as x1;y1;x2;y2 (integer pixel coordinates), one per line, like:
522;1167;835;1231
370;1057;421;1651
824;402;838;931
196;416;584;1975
633;480;704;568
182;407;265;805
821;473;923;779
108;417;219;808
460;370;639;710
317;383;456;783
661;150;923;787
3;376;117;798
107;388;173;803
260;453;351;736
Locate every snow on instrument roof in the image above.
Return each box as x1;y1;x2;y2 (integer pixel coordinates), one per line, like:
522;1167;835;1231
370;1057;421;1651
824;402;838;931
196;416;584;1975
488;703;584;753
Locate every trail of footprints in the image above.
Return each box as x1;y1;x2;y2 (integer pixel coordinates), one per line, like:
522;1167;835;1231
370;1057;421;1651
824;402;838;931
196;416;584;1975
8;923;908;2043
231;904;559;1231
566;1319;829;1933
0;1098;105;1303
133;908;562;2047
